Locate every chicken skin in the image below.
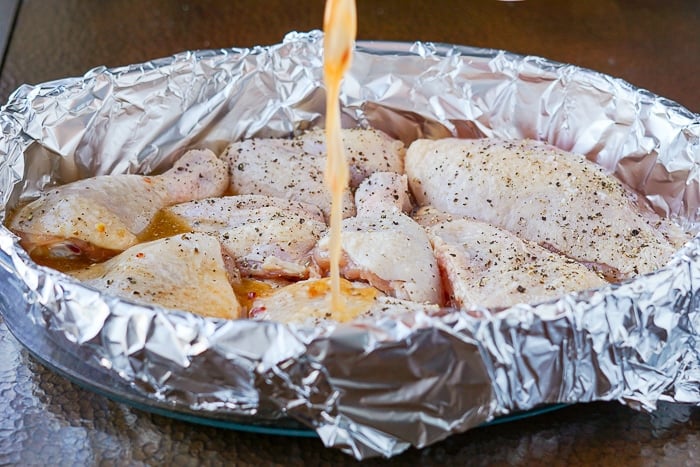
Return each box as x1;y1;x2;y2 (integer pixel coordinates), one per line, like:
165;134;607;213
406;138;687;281
248;277;441;325
9;149;229;261
163;194;327;279
315;172;443;305
223;128;405;220
69;233;242;319
417;209;606;310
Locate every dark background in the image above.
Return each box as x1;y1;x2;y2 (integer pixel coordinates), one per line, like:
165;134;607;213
1;0;699;112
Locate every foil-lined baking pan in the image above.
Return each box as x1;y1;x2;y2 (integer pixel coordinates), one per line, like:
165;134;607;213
1;30;699;460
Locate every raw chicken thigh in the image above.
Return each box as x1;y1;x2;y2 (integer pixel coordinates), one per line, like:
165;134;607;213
223;128;405;220
416;207;607;310
353;170;413;216
69;233;241;319
250;277;440;325
406;138;687;281
320;127;405;188
315;172;443;305
249;277;380;324
9;149;229;261
163;194;327;279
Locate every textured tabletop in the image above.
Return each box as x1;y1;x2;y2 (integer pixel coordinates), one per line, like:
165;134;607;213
1;1;699;464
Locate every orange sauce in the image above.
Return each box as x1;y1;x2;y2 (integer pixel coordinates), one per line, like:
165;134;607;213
323;0;357;316
137;209;193;242
233;277;276;311
11;206;194;273
31;253;96;273
302;277;379;323
307;276;377;303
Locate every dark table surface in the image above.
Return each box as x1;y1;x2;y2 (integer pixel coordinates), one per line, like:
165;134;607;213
1;1;699;465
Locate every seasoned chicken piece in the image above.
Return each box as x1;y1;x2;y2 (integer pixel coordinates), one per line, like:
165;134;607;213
353;170;414;215
248;277;380;324
422;215;607;310
163;195;327;279
315;172;443;304
9;149;229;261
223;128;405;220
412;205;459;227
307;127;406;188
69;233;242;319
249;277;440;325
406;138;687;281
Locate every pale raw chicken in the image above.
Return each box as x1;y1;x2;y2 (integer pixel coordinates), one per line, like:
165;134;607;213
417;209;607;310
163;195;327;279
249;277;440;325
411;205;458;227
9;149;229;261
69;233;242;319
353;170;413;216
315;172;443;305
329;128;406;188
223;128;405;220
406;138;689;281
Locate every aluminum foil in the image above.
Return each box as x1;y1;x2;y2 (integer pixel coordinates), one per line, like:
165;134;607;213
1;30;700;460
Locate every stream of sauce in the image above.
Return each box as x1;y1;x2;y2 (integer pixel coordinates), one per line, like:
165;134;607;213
323;0;357;315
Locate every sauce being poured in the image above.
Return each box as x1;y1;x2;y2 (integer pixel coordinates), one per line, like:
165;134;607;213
323;0;357;314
